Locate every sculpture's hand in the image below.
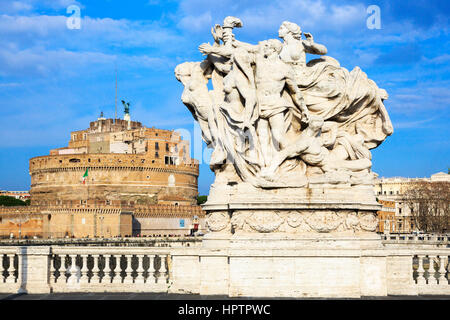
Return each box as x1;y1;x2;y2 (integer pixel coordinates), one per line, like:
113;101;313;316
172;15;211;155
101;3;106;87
304;32;314;42
211;24;223;44
303;111;311;124
199;43;213;55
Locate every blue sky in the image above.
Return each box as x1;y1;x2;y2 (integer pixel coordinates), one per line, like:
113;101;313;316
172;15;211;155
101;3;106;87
0;0;449;195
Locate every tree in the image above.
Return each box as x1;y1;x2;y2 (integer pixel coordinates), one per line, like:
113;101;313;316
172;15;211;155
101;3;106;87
404;182;450;233
0;196;29;206
197;195;208;205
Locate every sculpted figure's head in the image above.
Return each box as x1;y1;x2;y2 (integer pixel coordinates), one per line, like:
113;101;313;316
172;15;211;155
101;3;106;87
308;116;324;135
175;62;194;84
279;21;302;40
259;39;283;58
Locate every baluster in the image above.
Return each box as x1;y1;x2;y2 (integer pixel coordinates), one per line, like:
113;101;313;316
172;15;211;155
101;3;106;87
428;256;437;284
157;255;167;284
135;255;145;284
5;254;16;284
50;254;57;284
91;255;100;283
147;255;155;284
447;257;450;284
67;254;79;287
111;255;121;284
0;254;4;283
103;255;111;284
80;255;89;284
16;252;24;292
417;255;426;285
438;256;448;286
124;255;134;284
60;254;68;283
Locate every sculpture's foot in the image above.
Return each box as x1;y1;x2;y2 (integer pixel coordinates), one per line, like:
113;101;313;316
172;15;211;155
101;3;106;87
258;167;277;181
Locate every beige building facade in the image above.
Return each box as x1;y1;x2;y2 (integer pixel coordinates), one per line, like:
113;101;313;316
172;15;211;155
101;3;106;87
375;172;450;233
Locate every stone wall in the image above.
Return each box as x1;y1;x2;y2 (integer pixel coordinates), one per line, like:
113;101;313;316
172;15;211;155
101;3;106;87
0;204;205;238
29;153;199;205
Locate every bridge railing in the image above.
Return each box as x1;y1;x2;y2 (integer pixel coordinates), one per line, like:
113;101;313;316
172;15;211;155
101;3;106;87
1;243;449;296
0;246;173;294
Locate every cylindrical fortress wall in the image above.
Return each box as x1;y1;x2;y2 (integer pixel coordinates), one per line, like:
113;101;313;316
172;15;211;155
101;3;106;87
29;153;199;205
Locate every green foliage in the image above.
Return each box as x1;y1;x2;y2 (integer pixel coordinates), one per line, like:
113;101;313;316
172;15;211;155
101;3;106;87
0;196;29;206
197;195;208;205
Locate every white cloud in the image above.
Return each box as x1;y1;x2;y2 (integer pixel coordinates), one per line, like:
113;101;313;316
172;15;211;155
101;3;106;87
175;0;366;35
177;11;212;32
394;118;437;129
0;1;33;13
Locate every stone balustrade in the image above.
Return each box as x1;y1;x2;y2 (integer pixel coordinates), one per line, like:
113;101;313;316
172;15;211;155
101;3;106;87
382;234;450;243
0;246;172;294
0;242;449;297
412;251;450;295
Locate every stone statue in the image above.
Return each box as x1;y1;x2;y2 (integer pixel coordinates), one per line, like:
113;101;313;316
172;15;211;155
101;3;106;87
121;100;130;114
174;18;396;297
175;17;393;226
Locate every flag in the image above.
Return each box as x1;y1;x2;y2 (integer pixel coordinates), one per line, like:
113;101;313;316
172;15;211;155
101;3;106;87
82;168;88;184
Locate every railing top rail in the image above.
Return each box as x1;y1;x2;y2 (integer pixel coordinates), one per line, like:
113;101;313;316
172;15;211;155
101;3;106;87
51;246;172;255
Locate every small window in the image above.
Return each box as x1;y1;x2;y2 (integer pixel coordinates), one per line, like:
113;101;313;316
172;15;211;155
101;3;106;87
69;158;80;163
155;152;159;158
0;217;2;224
141;159;145;163
166;143;169;152
155;142;159;150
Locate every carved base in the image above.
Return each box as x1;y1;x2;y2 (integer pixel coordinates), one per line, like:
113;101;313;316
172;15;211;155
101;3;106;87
205;209;379;236
199;211;387;297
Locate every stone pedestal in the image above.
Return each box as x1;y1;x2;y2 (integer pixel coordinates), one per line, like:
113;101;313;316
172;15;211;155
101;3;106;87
199;189;388;298
199;233;388;298
18;246;51;294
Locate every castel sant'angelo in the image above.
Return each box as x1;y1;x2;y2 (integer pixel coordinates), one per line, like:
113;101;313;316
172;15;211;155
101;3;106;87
0;107;205;238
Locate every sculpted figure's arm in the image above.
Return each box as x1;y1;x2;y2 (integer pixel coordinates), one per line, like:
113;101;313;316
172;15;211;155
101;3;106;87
302;32;327;55
199;43;233;58
232;39;259;53
285;74;310;123
321;121;338;148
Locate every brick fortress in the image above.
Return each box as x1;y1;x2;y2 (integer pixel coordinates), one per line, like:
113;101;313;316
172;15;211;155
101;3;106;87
0;110;205;238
